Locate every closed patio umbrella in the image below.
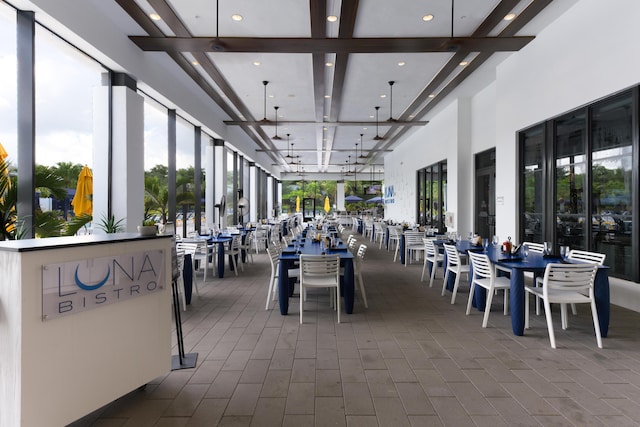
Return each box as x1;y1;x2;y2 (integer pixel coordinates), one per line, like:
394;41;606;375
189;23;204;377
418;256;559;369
296;195;300;213
324;196;330;213
0;142;7;162
71;165;93;216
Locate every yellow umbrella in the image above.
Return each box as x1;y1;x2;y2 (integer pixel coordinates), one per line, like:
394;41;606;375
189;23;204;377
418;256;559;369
0;142;7;161
0;142;14;234
295;195;300;213
324;196;330;213
71;166;93;216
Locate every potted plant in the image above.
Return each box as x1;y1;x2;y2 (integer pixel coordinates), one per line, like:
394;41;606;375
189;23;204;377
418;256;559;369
137;217;158;236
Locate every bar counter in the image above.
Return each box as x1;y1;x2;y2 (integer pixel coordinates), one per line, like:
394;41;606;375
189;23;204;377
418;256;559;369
0;233;173;427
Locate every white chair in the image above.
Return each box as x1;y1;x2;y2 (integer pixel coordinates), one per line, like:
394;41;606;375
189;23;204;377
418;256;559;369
404;231;425;266
354;244;368;308
299;254;341;324
192;239;214;285
265;245;298;310
388;226;402;259
253;227;269;253
348;237;358;254
228;235;244;275
466;252;511;328
374;223;387;249
240;230;254;264
175;241;201;297
421;238;443;287
363;220;374;241
525;263;601;349
565;249;606;316
442;243;470;304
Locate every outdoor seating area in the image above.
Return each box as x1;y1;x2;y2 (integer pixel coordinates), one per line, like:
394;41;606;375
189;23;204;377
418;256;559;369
70;217;640;426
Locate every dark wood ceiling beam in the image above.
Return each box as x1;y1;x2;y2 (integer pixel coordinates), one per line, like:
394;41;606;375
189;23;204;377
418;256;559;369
310;0;326;170
129;36;535;53
329;0;358;124
142;0;285;166
224;120;427;126
367;0;550;166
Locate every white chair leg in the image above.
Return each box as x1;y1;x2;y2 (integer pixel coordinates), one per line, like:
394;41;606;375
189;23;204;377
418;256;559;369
590;300;603;349
442;269;450;296
429;261;437;288
357;272;368;308
543;300;557;349
561;304;568;330
336;285;341;323
450;272;461;304
265;276;275;310
482;288;494;328
466;283;476;315
299;286;304;324
525;291;530;329
571;303;577;315
503;289;509;315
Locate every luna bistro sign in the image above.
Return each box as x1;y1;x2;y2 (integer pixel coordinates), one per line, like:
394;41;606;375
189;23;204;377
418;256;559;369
41;250;165;320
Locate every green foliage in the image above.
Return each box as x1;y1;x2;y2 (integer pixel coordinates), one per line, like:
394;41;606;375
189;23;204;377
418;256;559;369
64;213;93;236
96;213;125;233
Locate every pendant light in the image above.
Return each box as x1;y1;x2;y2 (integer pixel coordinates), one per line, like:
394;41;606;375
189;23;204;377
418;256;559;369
358;133;367;159
285;134;293;159
387;81;396;122
261;80;269;121
272;106;282;140
353;142;361;165
373;106;383;140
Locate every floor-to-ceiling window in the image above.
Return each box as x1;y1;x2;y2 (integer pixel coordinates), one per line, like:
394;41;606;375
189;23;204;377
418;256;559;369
518;88;637;281
416;161;447;231
0;3;17;163
475;149;495;238
176;116;194;237
142;97;168;224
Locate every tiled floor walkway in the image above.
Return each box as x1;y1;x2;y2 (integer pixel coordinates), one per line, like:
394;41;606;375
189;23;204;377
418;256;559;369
72;233;640;426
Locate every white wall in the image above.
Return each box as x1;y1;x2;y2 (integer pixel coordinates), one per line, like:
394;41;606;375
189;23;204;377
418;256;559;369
494;0;640;242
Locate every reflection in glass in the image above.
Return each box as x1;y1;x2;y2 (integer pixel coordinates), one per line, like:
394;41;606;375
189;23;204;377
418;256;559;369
522;124;544;243
555;111;586;250
591;93;633;278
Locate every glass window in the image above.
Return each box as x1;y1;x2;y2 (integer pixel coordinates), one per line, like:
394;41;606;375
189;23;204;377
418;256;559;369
176;116;194;237
0;3;17;164
555;112;587;250
226;149;235;225
143;97;168;224
521;124;545;243
35;25;104;168
591;93;633;278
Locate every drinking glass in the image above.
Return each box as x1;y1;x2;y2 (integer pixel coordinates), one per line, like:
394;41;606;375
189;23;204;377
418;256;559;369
491;235;499;247
482;238;489;252
560;245;570;260
543;241;552;256
522;243;529;258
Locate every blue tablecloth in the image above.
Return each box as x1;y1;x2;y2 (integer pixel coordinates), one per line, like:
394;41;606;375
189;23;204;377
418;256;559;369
433;241;610;337
278;240;355;315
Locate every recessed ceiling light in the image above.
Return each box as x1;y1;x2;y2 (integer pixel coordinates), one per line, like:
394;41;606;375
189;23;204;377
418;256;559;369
428;94;436;98
324;95;331;99
287;94;295;98
191;60;200;66
268;94;274;98
504;13;516;21
231;14;243;21
459;61;469;66
362;127;367;131
398;61;406;66
325;62;334;67
253;61;261;66
369;115;374;119
149;13;161;21
380;94;387;98
327;15;338;22
422;14;434;21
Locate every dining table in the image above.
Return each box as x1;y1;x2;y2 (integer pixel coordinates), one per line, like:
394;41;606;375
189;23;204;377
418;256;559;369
278;238;355;316
432;240;610;337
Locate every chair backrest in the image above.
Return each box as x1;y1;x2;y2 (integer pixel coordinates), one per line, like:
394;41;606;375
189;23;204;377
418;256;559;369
405;231;424;245
348;238;358;253
230;235;241;251
523;241;545;253
300;254;340;279
542;263;598;295
568;249;606;265
266;246;279;270
443;243;461;265
271;239;282;254
424;238;437;257
468;251;493;280
357;244;367;261
389;226;401;237
176;242;198;256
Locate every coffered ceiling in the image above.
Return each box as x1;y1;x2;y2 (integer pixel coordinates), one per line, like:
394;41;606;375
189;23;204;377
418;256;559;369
114;0;560;179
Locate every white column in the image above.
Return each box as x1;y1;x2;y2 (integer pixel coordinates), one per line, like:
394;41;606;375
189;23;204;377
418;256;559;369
93;75;143;233
337;180;345;211
214;140;226;230
205;138;214;232
249;162;257;222
277;180;283;217
267;175;274;219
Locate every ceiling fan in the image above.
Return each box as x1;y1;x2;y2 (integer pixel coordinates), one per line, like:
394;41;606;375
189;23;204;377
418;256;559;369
373;106;384;140
272;106;282;140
